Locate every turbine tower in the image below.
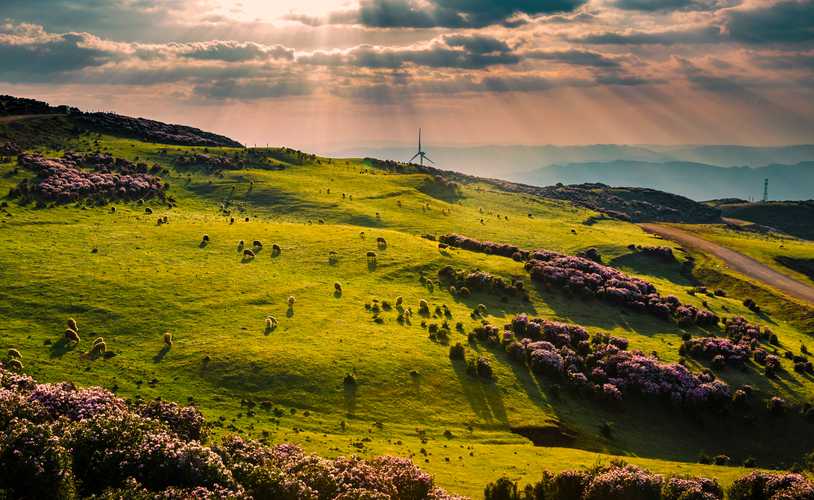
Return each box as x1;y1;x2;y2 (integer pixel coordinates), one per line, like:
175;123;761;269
409;129;434;166
762;178;769;203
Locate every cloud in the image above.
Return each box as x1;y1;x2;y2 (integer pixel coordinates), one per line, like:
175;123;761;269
525;49;622;67
289;0;588;28
0;22;119;82
299;36;521;69
611;0;733;12
179;41;294;62
722;0;814;44
194;78;313;100
573;25;721;45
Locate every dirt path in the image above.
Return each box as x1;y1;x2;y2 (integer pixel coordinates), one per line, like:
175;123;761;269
640;223;814;305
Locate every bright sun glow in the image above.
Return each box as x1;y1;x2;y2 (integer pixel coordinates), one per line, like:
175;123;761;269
215;0;355;21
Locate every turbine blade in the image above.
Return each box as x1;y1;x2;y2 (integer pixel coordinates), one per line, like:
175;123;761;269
424;155;435;164
409;153;420;162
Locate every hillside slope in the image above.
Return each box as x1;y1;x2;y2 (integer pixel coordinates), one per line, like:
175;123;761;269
1;103;814;497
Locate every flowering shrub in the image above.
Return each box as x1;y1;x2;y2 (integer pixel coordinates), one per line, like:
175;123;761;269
485;463;732;500
524;250;717;327
439;234;529;261
681;337;752;367
437;266;525;298
729;471;814;500
0;363;460;500
12;154;165;203
635;246;677;262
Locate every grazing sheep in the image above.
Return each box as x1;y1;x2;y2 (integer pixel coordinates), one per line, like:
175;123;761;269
335;282;342;292
93;337;105;346
110;207;116;213
570;229;577;234
419;299;430;314
67;318;78;331
272;244;281;255
65;328;80;343
376;237;387;249
202;234;210;242
230;217;235;224
360;231;365;238
318;219;325;224
163;332;173;346
252;240;262;248
245;217;249;222
366;251;377;261
145;207;153;214
288;296;296;307
7;348;21;359
396;296;403;306
237;240;245;251
7;358;23;371
243;249;256;259
91;341;107;355
265;316;278;330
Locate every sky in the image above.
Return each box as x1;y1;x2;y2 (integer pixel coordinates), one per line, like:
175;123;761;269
1;0;813;151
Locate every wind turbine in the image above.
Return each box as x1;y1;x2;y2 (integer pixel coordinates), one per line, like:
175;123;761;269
409;128;434;166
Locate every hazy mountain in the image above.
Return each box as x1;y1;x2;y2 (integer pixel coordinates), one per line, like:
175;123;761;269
510;161;814;201
328;144;814;177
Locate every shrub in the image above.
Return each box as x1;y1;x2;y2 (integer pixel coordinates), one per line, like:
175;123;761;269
583;464;662;500
662;476;723;500
7;348;21;359
484;477;518;500
729;471;814;500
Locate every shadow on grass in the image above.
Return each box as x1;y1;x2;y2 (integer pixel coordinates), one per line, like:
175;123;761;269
153;345;170;363
450;358;508;424
49;338;76;358
344;383;357;415
609;253;695;287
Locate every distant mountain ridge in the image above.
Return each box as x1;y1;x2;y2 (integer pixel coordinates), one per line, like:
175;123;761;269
511;161;814;201
332;144;814;178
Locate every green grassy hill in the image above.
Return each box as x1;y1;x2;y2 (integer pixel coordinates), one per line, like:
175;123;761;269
2;128;814;497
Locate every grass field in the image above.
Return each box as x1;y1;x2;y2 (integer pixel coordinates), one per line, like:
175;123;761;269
2;133;814;497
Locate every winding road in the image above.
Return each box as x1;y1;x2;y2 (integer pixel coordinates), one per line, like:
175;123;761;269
640;223;814;306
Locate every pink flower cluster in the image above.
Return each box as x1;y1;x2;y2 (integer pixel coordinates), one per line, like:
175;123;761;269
525;250;718;326
438;266;524;297
730;471;814;499
439;234;529;261
15;154;165;203
681;337;752;367
0;363;461;499
504;315;731;408
724;316;772;341
485;463;728;500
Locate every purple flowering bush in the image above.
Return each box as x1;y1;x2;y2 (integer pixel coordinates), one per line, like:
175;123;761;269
439;234;529;261
12;154;165;203
503;315;731;409
681;337;752;368
524;250;718;327
0;363;460;500
485;463;734;500
729;471;814;499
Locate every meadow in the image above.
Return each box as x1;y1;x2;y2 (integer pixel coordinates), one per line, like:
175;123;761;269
2;134;814;497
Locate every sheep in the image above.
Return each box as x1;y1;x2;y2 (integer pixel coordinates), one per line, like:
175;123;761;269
288;296;296;307
202;234;210;242
366;251;377;261
237;240;245;251
376;237;387;249
6;358;23;371
396;296;403;306
334;282;342;293
145;207;153;214
163;332;173;346
318;219;325;225
67;318;78;331
265;316;278;331
360;232;365;238
243;249;256;259
272;244;282;255
419;299;430;314
252;240;262;248
7;348;21;359
230;217;235;224
91;341;107;355
110;206;116;213
93;337;105;346
65;328;80;343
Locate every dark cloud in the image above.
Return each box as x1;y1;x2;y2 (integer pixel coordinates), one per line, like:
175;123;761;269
299;37;521;69
574;25;721;45
181;41;294;62
526;49;621;67
0;25;116;82
611;0;731;12
194;78;314;101
723;0;814;44
675;56;740;91
291;0;588;28
751;51;814;70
